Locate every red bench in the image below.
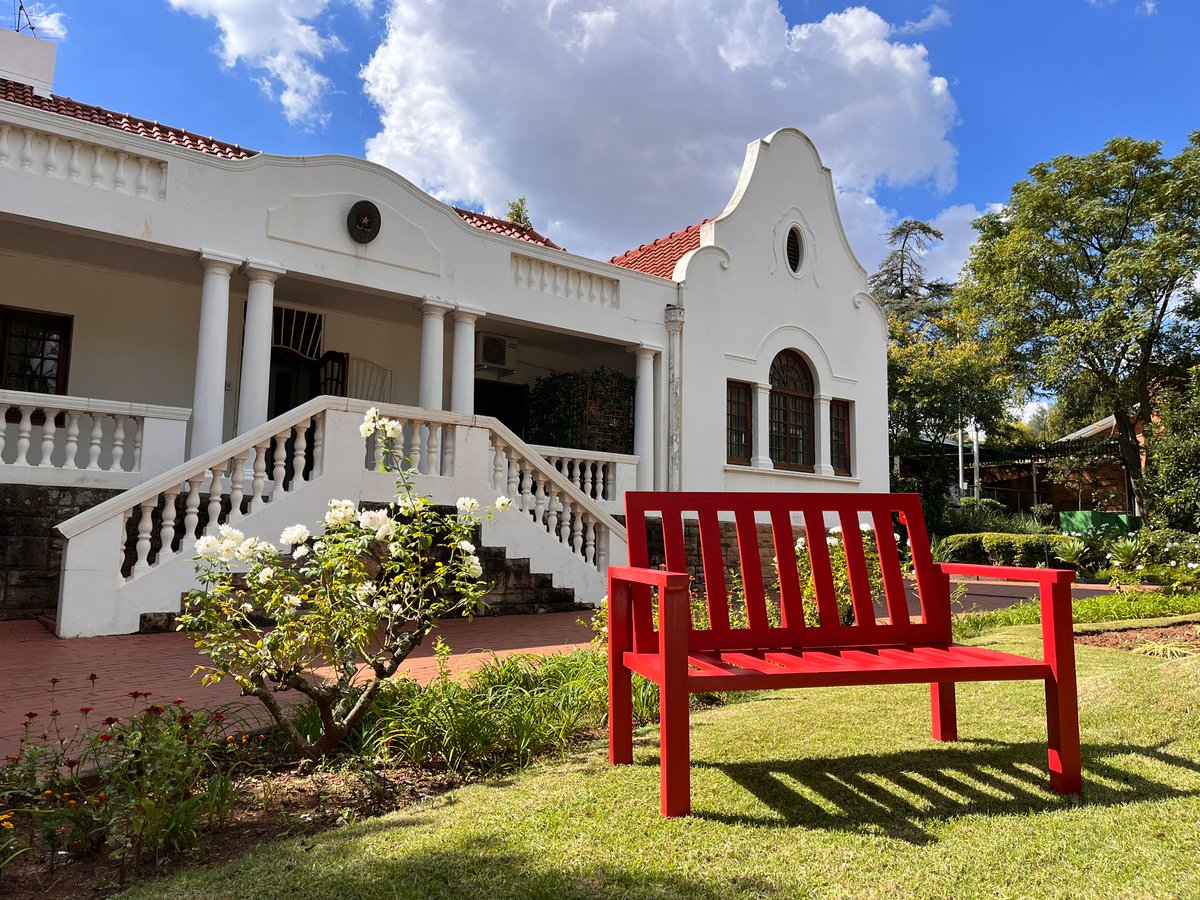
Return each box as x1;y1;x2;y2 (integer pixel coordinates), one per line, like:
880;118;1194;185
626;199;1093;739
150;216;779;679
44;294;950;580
607;491;1081;817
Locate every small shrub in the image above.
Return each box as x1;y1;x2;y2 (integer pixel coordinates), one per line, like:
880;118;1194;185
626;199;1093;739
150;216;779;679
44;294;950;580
943;498;1052;536
934;532;1065;567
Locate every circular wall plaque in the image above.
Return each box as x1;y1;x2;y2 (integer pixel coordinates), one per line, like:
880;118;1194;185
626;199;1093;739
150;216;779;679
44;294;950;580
347;200;382;244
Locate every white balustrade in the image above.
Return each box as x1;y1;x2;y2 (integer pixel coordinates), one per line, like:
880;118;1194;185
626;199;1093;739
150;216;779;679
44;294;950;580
527;445;639;515
0;121;168;199
0;390;189;487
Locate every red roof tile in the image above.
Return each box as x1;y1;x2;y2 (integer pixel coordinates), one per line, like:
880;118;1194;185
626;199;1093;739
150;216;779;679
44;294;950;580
609;217;713;279
0;77;258;160
452;206;564;250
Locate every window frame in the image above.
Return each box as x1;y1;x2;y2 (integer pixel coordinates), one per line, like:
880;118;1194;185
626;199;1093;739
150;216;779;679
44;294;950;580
725;380;753;465
830;398;852;476
0;305;73;396
767;350;815;472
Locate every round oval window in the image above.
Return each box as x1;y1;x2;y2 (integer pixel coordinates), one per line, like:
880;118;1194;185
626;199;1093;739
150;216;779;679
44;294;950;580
786;225;804;274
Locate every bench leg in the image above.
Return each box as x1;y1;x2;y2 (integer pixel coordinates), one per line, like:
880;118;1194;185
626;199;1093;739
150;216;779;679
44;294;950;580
1045;675;1082;794
660;679;691;817
608;654;633;765
931;681;957;742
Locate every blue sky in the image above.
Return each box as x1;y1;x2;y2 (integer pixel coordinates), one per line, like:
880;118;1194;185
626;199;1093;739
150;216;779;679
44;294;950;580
14;1;1195;274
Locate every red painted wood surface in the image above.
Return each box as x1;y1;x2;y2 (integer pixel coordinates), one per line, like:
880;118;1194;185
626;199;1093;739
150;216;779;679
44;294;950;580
609;491;1083;817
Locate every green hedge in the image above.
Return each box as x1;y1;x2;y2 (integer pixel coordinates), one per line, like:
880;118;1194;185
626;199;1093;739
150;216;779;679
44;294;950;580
934;532;1068;567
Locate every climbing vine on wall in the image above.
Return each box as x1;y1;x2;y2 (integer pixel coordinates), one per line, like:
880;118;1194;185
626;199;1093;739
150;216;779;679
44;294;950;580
528;367;635;454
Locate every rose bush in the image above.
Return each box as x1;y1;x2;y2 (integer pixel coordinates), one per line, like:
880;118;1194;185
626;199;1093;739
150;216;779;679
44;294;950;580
177;408;511;758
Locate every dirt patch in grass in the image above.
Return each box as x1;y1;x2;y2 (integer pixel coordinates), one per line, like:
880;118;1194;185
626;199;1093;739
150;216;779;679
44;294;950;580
1;763;458;899
1077;623;1200;651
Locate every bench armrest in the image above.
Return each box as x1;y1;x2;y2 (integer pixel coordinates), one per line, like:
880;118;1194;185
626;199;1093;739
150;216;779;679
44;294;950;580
607;566;691;665
608;565;690;591
936;562;1077;683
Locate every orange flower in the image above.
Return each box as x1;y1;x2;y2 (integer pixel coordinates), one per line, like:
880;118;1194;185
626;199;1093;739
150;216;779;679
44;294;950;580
41;789;55;798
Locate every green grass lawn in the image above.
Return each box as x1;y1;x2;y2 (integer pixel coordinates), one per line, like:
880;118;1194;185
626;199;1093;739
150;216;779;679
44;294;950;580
123;626;1200;900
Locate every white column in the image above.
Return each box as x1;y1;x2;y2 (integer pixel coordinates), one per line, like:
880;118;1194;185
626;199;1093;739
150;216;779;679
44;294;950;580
190;250;240;457
751;383;773;469
665;305;684;491
632;345;658;490
450;305;485;414
653;350;667;490
815;394;835;477
418;297;453;410
237;260;285;434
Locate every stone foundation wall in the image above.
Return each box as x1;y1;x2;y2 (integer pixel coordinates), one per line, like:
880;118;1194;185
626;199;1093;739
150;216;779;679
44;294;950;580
0;485;121;620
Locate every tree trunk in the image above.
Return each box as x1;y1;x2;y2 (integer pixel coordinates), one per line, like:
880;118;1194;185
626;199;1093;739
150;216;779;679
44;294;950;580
1111;410;1146;516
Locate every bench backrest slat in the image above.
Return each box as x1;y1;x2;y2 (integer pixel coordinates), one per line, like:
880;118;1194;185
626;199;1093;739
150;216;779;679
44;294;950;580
624;491;951;650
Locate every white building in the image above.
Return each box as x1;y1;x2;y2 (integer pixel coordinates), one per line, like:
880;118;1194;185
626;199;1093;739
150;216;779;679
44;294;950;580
0;31;887;636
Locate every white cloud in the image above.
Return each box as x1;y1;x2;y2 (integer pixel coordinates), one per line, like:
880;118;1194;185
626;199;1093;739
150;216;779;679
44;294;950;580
920;202;1003;284
360;2;959;260
23;3;68;40
165;0;363;126
1138;0;1158;15
893;4;951;35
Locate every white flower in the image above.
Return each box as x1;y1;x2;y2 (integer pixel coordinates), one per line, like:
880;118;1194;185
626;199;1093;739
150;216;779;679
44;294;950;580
280;524;310;546
235;537;261;561
359;421;375;438
359;509;391;531
218;540;239;563
355;583;377;601
859;522;874;532
313;541;325;552
257;567;275;584
242;602;254;613
464;554;483;579
396;496;427;516
893;532;902;542
217;524;245;543
1189;562;1199;570
1136;565;1145;571
375;519;398;542
829;525;843;534
457;497;480;515
195;535;220;557
325;499;357;526
363;407;380;427
826;537;839;546
495;496;513;512
1171;561;1178;567
381;418;402;440
458;540;476;554
284;594;302;608
292;544;309;559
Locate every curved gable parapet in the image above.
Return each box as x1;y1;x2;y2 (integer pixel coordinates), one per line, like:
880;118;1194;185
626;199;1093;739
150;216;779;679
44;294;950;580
854;290;889;341
707;127;867;282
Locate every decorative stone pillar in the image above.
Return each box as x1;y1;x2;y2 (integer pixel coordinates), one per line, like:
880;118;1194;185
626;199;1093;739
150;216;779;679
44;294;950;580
190;250;240;457
815;394;835;476
653;350;666;490
751;383;773;469
418;297;453;410
664;305;685;491
237;260;285;434
632;345;659;490
450;305;485;415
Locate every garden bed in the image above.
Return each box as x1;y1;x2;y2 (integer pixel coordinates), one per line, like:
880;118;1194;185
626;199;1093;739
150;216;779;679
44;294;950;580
1076;623;1200;652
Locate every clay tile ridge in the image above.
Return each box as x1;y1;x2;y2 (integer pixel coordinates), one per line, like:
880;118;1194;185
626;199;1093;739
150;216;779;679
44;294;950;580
609;216;715;279
0;77;258;161
452;206;564;250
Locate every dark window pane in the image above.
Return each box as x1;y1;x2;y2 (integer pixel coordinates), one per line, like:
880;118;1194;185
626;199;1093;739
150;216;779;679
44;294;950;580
726;381;752;464
831;399;852;475
1;309;72;395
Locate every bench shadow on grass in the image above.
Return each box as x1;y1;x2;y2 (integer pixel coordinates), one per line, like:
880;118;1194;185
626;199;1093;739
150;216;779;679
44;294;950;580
688;740;1200;844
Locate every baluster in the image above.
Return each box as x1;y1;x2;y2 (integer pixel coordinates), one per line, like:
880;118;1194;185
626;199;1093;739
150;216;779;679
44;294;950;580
271;433;288;496
38;407;57;467
442;424;455;475
250;441;269;511
158;487;180;560
519;460;534;514
0;405;7;460
113;152;128;192
559;499;572;547
571;508;584;556
90;146;105;185
582;461;595;499
399;420;415;470
596;524;609;573
132;500;156;575
312;413;325;476
206;465;225;534
584;516;596;566
545;485;559;536
19;129;33;171
533;478;545;525
601;462;613;500
66;140;81;181
44;136;58;176
14;406;33;466
183;474;204;541
158;161;168;201
110;416;126;472
0;124;9;165
506;455;520;500
129;417;143;470
426;424;441;476
86;414;104;470
62;412;79;469
227;454;247;521
120;507;133;578
291;422;308;485
136;158;149;197
491;441;507;492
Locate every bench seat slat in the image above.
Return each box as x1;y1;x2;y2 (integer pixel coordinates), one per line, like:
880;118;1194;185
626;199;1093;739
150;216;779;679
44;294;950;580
623;644;1049;691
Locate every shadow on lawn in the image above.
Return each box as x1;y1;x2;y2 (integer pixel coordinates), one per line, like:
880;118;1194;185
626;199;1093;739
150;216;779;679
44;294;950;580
690;740;1200;844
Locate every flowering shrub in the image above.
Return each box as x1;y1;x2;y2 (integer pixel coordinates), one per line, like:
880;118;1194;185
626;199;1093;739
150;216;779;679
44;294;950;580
0;679;238;875
177;408;511;759
789;525;890;626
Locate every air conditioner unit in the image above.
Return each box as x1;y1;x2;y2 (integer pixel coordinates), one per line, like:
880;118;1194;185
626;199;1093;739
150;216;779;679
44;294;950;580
475;333;518;374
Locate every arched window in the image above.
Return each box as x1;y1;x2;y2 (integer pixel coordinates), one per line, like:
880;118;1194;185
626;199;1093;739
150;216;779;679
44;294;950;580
768;350;815;471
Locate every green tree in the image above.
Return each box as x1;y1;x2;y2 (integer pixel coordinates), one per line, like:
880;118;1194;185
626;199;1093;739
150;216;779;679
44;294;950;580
506;196;533;228
955;134;1200;513
1144;366;1200;530
871;220;1014;530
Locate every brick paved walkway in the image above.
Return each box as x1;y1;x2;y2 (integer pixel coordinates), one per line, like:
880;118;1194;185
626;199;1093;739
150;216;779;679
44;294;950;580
0;612;594;757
